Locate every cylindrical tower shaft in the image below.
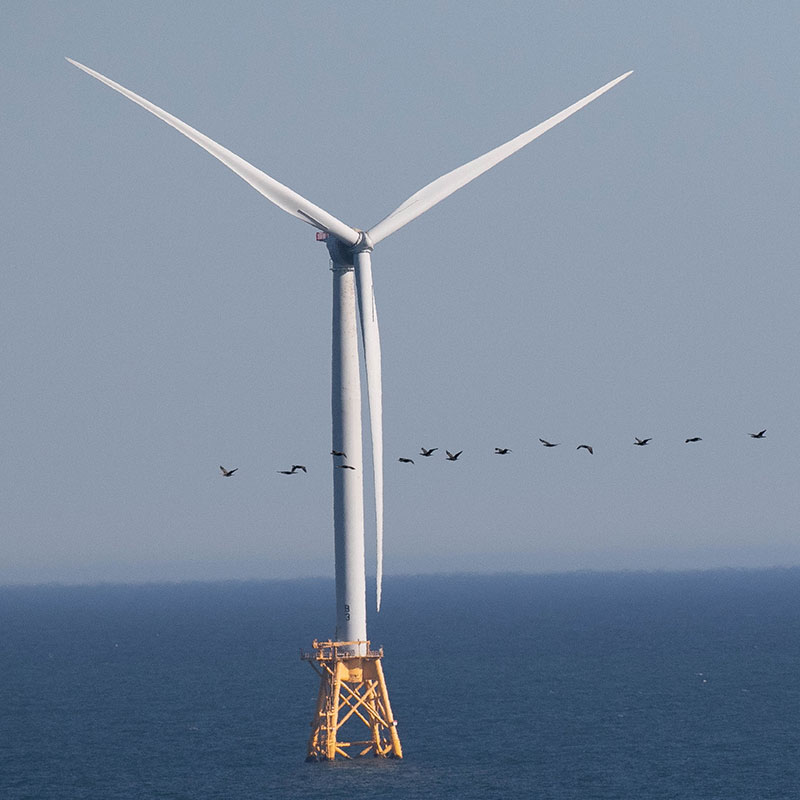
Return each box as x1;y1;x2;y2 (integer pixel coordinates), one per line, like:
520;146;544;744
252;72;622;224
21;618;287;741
330;260;367;652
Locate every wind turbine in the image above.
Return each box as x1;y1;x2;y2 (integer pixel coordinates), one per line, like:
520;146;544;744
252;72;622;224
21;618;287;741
67;58;631;758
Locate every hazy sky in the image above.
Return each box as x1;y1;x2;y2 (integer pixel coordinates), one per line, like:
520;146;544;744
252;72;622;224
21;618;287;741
3;2;799;587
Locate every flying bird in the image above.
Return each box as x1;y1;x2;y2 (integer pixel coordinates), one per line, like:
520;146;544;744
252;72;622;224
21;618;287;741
419;447;438;457
577;445;594;454
278;464;307;475
331;450;347;457
634;438;652;446
219;466;238;477
398;457;415;464
749;430;766;439
685;437;702;443
445;450;463;461
539;439;559;447
338;464;356;470
494;447;512;455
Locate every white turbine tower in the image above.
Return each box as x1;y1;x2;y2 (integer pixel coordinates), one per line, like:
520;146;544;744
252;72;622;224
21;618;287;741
67;58;631;759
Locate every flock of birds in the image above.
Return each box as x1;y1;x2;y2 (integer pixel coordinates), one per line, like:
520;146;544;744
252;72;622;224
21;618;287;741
218;430;769;477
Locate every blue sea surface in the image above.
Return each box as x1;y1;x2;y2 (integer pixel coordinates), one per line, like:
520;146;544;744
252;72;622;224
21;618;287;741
2;569;799;799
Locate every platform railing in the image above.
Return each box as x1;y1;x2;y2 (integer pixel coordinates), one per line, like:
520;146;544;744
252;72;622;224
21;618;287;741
300;639;384;661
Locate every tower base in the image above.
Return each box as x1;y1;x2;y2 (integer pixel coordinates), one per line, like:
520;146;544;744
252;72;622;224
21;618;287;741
301;639;403;761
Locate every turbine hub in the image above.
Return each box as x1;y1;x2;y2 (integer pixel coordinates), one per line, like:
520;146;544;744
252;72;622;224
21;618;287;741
325;230;373;267
352;230;374;253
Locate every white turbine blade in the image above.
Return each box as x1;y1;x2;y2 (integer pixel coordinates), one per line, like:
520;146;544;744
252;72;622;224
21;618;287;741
354;251;384;612
66;58;360;246
367;71;632;245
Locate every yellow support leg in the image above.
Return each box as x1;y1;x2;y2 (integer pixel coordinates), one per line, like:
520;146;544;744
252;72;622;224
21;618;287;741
302;639;403;761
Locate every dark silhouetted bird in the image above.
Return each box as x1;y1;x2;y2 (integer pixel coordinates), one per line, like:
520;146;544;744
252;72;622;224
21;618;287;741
577;445;593;454
539;439;559;447
278;465;307;475
398;457;415;464
220;465;238;477
749;430;766;439
419;447;438;457
338;464;356;470
634;438;652;446
445;450;462;461
685;437;702;443
494;447;512;455
331;450;347;457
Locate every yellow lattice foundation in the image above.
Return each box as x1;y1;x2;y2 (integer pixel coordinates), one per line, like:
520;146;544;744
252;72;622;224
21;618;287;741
301;640;403;761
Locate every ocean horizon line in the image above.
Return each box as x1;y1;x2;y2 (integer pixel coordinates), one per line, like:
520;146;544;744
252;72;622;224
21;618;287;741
3;561;800;591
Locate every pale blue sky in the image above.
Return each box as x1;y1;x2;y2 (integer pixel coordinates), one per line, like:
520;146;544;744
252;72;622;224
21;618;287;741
3;2;799;585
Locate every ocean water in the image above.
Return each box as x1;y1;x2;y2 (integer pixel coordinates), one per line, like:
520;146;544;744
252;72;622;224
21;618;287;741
2;569;799;799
